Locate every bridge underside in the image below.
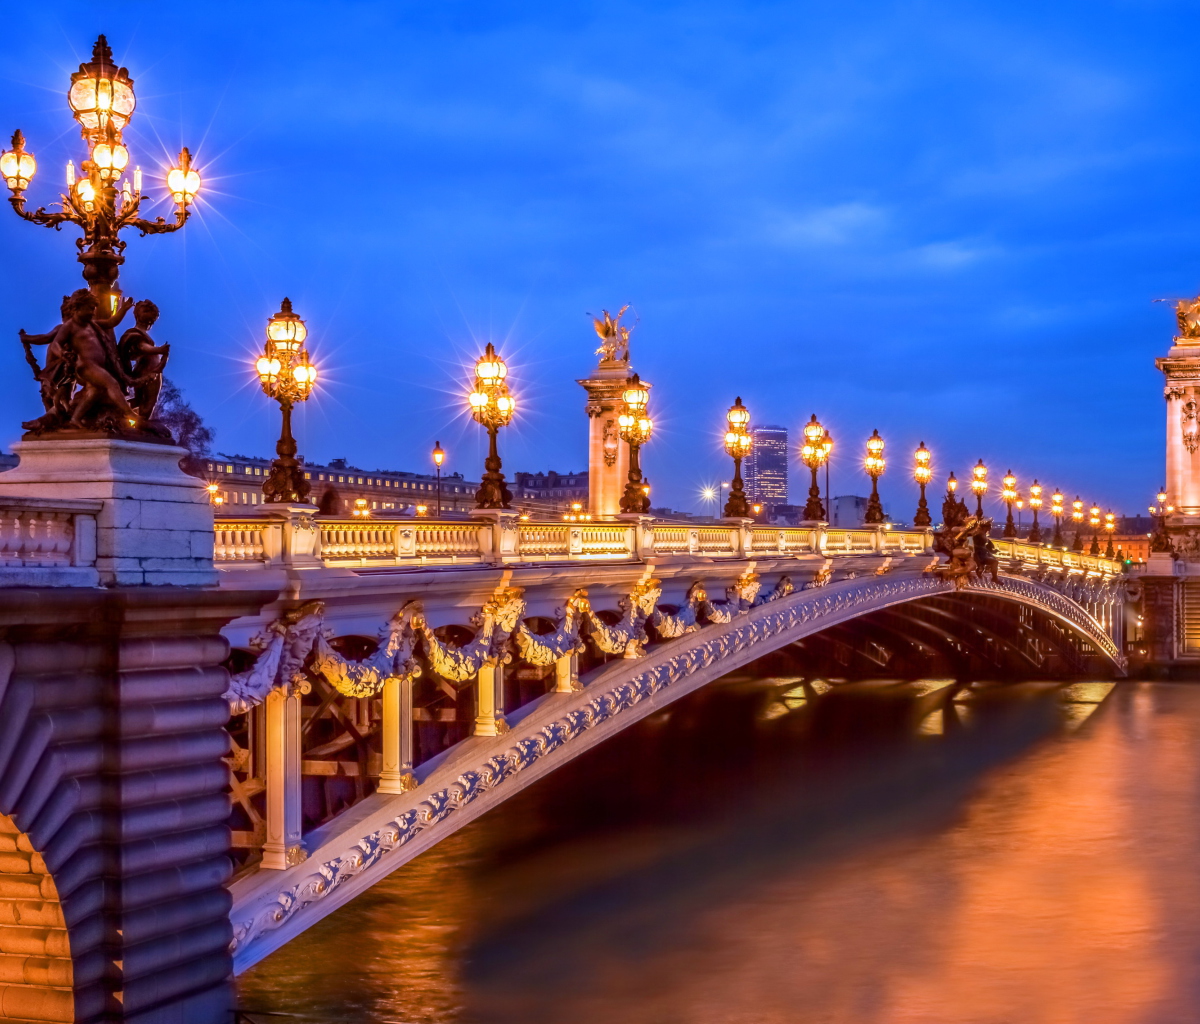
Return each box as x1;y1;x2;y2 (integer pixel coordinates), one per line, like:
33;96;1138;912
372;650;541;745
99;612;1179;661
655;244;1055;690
777;590;1117;682
229;568;1122;971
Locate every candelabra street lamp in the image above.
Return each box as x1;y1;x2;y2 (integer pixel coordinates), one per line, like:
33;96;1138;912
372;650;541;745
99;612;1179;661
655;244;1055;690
618;375;652;514
1071;497;1085;552
864;429;886;524
1051;489;1065;547
1028;481;1043;543
913;441;932;527
800;414;828;522
1104;511;1116;559
432;441;445;517
1089;505;1101;556
1150;488;1172;553
942;471;964;528
971;459;988;517
1001;471;1018;537
256;299;318;504
469;343;515;509
722;397;752;518
3;36;202;439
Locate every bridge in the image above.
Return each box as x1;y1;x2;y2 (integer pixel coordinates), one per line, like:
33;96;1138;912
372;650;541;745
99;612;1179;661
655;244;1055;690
0;36;1143;1024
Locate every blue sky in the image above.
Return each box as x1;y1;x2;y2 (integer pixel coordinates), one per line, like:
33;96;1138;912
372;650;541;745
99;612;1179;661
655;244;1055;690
0;1;1194;516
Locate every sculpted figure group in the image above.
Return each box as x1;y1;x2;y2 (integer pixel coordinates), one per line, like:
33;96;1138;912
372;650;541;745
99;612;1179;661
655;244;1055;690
18;288;172;439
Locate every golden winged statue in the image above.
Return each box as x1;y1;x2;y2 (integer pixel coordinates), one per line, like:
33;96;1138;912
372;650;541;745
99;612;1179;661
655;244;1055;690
593;304;631;362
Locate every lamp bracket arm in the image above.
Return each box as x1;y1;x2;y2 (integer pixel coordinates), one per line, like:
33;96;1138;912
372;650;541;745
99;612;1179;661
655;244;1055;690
8;195;77;230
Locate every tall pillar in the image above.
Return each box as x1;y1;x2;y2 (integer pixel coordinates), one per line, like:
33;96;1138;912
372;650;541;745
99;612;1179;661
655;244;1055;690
474;663;508;736
261;685;307;870
378;676;417;794
578;356;652;519
1157;310;1200;515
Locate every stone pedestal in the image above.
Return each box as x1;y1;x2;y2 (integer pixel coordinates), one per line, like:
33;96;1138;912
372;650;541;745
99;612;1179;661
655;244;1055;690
578;360;651;518
0;439;216;586
469;507;520;563
241;502;322;567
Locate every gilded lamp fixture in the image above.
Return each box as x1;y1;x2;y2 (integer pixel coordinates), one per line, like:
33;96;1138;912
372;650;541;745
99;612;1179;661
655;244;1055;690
912;442;932;528
618;375;652;514
722;397;752;518
1001;471;1018;538
800;414;828;521
863;429;886;524
1089;505;1101;556
1050;490;1065;548
1072;497;1085;552
256;298;318;504
1028;481;1043;543
970;459;988;518
2;36;201;312
469;343;515;509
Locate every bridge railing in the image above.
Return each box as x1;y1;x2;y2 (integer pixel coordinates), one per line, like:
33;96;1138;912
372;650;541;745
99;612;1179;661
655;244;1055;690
0;497;102;584
211;513;1124;578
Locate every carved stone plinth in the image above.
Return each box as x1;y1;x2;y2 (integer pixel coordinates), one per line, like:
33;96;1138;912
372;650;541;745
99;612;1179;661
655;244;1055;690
0;439;216;585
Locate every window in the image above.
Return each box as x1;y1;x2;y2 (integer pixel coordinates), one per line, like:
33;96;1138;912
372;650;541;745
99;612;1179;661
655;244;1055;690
304;472;311;479
206;462;214;471
226;465;233;473
244;466;252;475
242;492;249;503
338;476;345;483
254;467;262;476
402;482;408;489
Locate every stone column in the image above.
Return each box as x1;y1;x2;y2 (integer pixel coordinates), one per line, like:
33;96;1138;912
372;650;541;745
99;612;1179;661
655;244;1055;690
578;359;652;519
377;676;417;794
474;663;508;736
261;685;306;870
554;652;580;693
0;586;273;1024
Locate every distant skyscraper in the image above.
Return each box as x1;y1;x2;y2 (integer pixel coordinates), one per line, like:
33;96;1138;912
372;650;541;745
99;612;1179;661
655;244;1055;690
747;425;788;506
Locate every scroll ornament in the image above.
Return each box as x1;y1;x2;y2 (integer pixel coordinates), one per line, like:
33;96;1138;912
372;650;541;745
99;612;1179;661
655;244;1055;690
224;601;325;713
652;574;759;637
415;587;526;682
588;578;662;658
514;590;590;665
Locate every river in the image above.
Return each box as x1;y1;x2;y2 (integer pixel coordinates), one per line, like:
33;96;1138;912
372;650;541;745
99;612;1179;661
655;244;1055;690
238;676;1200;1023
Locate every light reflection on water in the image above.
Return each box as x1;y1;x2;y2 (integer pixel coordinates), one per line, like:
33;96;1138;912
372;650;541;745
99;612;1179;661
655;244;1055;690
238;679;1200;1024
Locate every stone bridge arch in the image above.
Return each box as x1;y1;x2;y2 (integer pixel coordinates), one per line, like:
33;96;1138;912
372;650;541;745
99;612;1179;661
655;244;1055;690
230;569;1123;970
0;813;72;1023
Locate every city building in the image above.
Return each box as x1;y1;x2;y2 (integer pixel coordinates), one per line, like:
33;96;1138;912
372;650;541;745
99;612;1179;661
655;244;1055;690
511;470;588;516
204;455;477;514
746;425;788;507
831;494;869;528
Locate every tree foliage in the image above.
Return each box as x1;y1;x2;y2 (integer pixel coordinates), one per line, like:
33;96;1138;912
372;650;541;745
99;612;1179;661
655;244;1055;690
155;377;214;476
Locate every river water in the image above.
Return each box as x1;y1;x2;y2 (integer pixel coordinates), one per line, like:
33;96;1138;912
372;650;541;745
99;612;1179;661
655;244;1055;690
238;677;1200;1024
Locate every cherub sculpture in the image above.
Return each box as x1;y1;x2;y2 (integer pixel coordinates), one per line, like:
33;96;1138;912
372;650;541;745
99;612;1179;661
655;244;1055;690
593;304;631;363
19;289;138;434
119;299;171;420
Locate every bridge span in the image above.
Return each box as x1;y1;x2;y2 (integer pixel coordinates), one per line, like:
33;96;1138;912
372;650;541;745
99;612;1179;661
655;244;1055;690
211;514;1127;971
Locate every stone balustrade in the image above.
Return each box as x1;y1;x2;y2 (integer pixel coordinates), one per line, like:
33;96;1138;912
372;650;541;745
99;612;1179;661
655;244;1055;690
210;514;1126;578
0;497;102;586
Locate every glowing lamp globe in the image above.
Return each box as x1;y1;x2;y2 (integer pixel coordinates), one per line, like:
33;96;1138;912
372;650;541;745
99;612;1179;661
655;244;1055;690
68;38;136;136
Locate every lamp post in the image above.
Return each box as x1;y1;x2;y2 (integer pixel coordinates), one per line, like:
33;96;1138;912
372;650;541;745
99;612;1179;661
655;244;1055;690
943;471;962;528
1001;471;1017;537
255;299;318;504
1050;490;1065;548
618;375;652;514
1016;497;1024;533
1150;488;1172;553
2;37;200;312
1089;506;1101;555
1104;511;1116;559
822;429;833;517
800;414;828;521
1028;481;1043;543
432;441;445;517
971;459;987;517
723;397;752;517
1070;497;1084;551
913;441;932;527
864;429;886;524
468;343;515;509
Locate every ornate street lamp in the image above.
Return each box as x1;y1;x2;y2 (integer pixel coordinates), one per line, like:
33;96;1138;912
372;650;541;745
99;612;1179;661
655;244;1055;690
468;342;515;509
1070;497;1084;551
432;441;445;517
1028;481;1043;543
864;430;886;524
1089;505;1101;556
1150;488;1172;553
800;414;828;521
1050;489;1065;547
2;37;200;313
971;459;987;517
1001;470;1018;538
722;397;753;518
1104;511;1116;559
943;471;963;528
618;374;652;514
256;298;317;504
352;498;370;519
913;441;932;527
